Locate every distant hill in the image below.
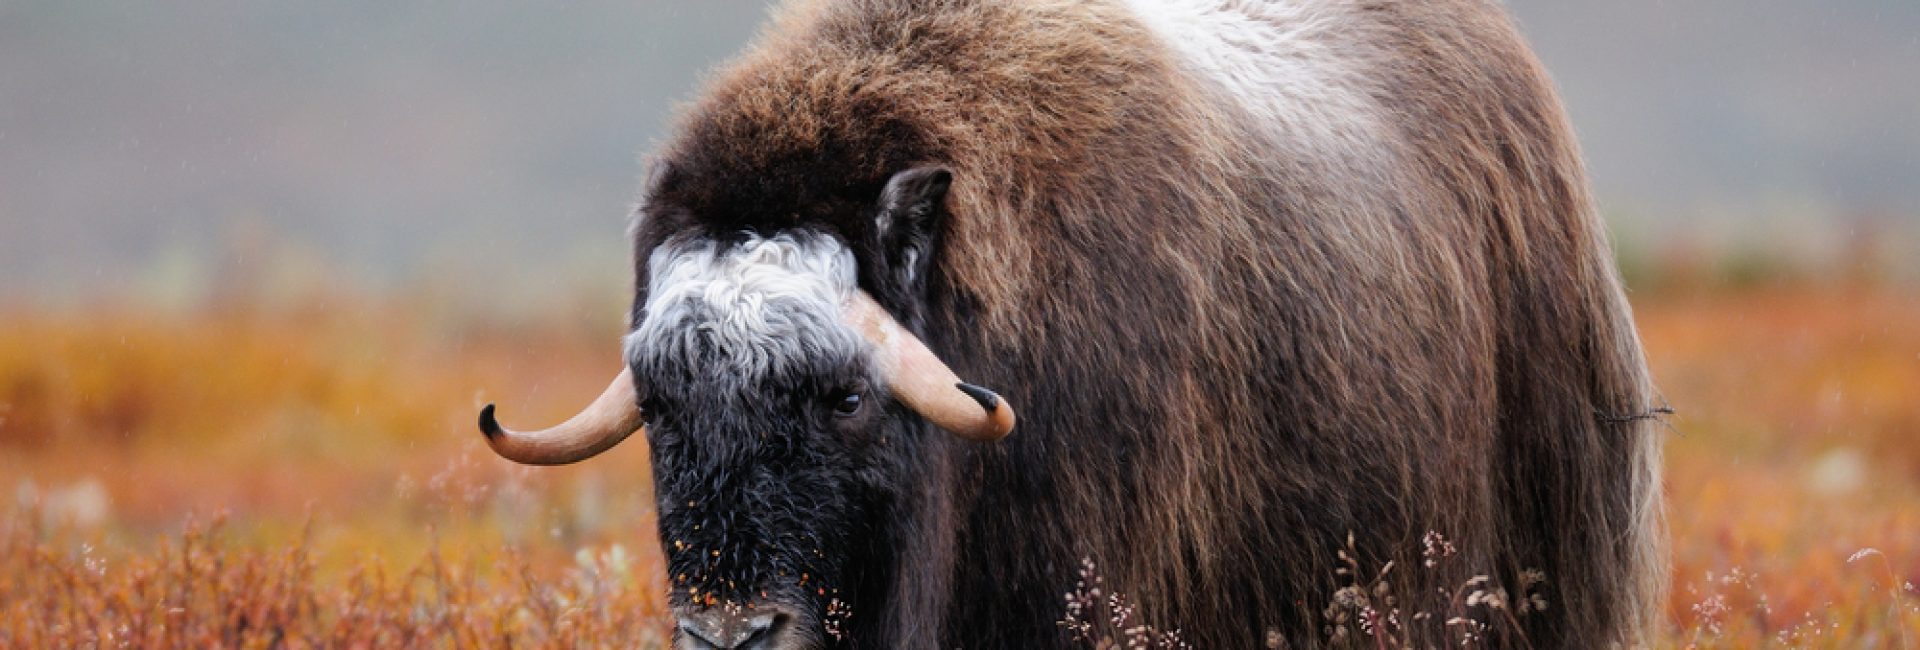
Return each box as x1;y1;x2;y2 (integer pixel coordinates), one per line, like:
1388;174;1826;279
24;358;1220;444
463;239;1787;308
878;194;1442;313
1511;0;1920;221
2;1;1913;304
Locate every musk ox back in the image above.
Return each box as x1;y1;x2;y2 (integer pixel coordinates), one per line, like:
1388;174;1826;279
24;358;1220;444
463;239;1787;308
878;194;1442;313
479;0;1666;647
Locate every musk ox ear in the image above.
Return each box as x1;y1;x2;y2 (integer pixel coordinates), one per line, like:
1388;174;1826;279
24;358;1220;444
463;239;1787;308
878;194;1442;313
870;166;952;299
879;165;952;217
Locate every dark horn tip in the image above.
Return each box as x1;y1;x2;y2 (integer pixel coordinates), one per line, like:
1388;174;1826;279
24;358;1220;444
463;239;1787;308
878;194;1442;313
479;403;503;438
954;382;1000;412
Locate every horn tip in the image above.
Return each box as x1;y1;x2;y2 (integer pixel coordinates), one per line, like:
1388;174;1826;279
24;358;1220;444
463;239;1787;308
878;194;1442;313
954;382;1000;412
479;403;503;438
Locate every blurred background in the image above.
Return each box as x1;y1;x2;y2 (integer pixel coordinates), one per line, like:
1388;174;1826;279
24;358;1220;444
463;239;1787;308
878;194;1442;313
2;1;1916;645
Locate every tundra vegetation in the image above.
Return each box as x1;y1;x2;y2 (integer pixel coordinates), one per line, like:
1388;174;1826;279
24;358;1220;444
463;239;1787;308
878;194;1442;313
1;266;1916;647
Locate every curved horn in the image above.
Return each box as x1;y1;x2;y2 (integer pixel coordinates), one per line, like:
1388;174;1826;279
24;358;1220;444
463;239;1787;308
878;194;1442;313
846;292;1016;441
479;366;645;465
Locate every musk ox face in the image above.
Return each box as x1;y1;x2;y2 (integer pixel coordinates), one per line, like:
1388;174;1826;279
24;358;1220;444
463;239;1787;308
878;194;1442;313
630;232;882;648
477;167;1013;649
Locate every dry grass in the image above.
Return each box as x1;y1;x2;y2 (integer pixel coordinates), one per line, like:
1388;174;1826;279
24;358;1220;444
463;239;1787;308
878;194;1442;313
1641;287;1920;648
1;285;1916;647
0;513;667;648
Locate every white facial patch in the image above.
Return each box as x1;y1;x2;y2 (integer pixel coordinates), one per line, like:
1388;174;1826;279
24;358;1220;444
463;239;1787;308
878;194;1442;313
626;232;862;392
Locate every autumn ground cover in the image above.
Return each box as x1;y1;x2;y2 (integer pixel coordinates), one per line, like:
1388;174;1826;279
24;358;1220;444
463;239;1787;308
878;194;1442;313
1;282;1916;647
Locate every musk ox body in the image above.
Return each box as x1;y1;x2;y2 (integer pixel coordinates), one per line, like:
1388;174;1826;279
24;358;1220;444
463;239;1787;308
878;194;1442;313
481;0;1665;647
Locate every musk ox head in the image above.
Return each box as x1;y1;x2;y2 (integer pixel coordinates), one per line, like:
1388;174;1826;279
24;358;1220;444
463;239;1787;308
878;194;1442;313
478;167;1012;649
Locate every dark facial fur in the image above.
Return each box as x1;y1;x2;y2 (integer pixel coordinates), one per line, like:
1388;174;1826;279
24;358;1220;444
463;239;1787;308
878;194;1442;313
629;171;955;645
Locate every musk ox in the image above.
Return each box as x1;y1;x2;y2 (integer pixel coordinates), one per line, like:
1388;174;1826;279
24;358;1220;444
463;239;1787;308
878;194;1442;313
479;0;1666;647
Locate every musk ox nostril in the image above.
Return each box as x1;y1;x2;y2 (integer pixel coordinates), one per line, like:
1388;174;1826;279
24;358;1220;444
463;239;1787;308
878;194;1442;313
676;610;784;649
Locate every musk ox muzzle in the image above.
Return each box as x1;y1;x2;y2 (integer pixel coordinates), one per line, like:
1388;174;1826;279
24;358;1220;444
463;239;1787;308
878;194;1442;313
673;601;805;649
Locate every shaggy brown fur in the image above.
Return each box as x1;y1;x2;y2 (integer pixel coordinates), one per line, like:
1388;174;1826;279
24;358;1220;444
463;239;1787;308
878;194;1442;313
633;0;1664;646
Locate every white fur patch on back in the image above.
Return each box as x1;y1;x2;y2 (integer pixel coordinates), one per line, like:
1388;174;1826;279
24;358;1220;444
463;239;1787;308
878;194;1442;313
1120;0;1388;162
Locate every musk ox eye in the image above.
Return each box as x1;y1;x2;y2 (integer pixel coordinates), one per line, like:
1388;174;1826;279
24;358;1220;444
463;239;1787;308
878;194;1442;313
832;391;863;417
